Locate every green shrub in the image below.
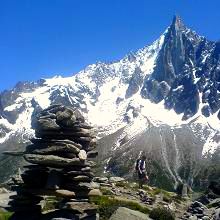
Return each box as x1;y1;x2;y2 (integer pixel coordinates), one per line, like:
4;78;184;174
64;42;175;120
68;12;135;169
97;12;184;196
41;196;62;212
0;211;13;220
152;188;162;195
101;188;114;195
149;207;175;220
115;181;130;188
162;195;171;203
90;195;149;220
171;195;183;204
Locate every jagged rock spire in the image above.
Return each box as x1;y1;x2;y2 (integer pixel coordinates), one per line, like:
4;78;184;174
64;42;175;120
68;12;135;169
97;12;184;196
171;15;185;30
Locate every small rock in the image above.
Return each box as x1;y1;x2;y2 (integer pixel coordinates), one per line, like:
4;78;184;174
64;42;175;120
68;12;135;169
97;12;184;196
202;216;210;220
55;190;75;198
78;150;87;161
88;189;102;197
93;177;108;183
189;215;198;220
109;177;125;183
191;201;207;209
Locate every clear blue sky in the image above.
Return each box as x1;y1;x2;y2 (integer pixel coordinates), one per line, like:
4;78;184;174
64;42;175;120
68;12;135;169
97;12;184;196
0;0;220;92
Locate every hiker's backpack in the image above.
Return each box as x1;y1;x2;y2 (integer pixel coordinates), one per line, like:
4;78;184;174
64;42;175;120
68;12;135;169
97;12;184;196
135;159;144;171
135;159;140;171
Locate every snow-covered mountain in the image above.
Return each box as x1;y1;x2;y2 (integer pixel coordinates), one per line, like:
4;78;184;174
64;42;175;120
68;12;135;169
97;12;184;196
0;16;219;188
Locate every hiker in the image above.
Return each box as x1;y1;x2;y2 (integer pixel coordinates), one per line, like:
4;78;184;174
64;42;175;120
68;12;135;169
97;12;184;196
136;155;148;188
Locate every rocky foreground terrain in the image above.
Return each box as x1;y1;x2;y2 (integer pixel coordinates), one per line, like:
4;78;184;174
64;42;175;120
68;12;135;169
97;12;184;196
0;176;220;220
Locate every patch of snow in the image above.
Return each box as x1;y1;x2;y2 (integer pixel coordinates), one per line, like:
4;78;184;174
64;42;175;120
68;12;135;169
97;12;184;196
4;103;23;112
202;131;219;155
44;75;75;87
172;85;184;92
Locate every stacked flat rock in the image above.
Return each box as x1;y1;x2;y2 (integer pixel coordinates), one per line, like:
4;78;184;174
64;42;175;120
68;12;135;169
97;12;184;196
9;104;100;220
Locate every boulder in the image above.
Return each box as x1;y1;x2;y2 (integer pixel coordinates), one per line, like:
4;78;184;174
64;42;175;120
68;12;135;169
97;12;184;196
88;189;102;197
62;201;97;214
213;208;220;220
109;207;150;220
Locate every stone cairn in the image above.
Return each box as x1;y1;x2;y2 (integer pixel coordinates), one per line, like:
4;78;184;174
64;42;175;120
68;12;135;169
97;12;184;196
8;104;100;220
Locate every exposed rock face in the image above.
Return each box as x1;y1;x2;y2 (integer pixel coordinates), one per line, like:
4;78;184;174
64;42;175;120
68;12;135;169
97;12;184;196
7;105;100;220
142;16;220;120
97;118;219;191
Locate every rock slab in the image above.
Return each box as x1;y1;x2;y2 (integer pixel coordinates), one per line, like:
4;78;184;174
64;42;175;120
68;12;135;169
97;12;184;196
109;207;151;220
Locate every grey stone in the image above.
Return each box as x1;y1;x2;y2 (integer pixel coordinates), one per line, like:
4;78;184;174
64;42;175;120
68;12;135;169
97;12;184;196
78;150;87;161
24;154;86;168
109;177;125;183
36;118;60;131
78;182;100;190
189;215;198;220
30;143;80;154
213;208;220;220
88;189;102;197
191;201;207;209
62;201;97;214
73;175;92;182
93;177;108;183
56;108;74;122
65;170;94;178
109;207;150;220
202;216;210;220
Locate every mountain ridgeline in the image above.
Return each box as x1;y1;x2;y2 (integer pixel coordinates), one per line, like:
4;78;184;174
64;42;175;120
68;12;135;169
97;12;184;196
0;16;219;190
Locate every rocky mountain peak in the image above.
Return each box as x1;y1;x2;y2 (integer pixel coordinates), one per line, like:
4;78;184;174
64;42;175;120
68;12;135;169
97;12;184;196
171;15;185;31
